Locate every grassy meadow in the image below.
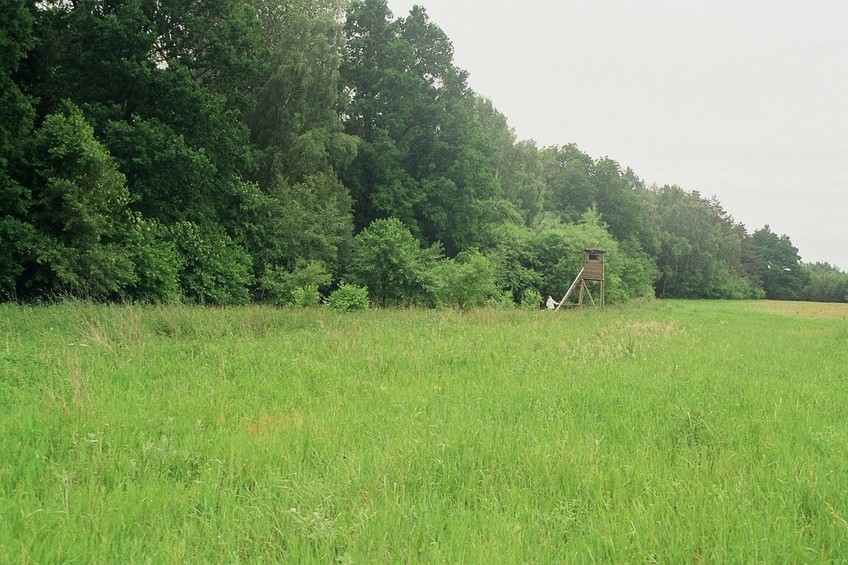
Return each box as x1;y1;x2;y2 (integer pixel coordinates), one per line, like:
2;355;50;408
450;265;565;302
1;300;847;563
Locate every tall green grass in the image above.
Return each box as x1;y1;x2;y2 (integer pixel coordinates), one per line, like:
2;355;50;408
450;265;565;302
1;300;847;562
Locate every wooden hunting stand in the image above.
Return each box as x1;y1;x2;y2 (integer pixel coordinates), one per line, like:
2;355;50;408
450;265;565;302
555;249;605;310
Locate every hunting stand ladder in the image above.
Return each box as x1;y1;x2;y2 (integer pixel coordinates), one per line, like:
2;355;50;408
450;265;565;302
555;249;605;310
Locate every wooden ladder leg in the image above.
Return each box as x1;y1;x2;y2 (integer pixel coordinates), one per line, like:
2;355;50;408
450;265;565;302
555;268;584;312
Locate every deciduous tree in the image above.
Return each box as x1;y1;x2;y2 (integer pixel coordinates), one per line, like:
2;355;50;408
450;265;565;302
750;226;809;300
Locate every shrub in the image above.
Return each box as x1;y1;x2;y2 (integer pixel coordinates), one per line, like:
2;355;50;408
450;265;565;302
520;288;543;310
328;284;369;311
489;290;516;309
125;219;183;303
169;222;253;305
291;285;321;307
259;260;331;306
486;223;542;300
428;249;501;309
347;218;440;306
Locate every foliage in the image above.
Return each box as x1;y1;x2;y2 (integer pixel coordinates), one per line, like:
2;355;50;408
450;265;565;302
234;173;353;276
24;101;138;299
291;285;322;308
169;222;253;305
0;0;37;294
750;225;810;300
799;262;848;303
646;186;758;299
0;218;36;297
529;210;654;304
472;97;547;226
520;288;543;310
124;218;183;303
248;0;355;184
489;289;517;309
328;283;369;311
542;145;644;243
486;223;542;301
340;1;502;254
27;0;262;229
615;246;661;302
428;249;500;309
259;260;331;306
482;210;656;307
346;217;440;306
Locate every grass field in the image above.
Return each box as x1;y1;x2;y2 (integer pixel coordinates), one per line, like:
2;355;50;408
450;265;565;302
1;300;847;563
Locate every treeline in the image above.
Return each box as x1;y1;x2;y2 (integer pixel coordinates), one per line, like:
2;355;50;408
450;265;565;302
2;0;845;305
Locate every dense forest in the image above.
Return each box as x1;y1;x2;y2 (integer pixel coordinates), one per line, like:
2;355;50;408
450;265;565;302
2;0;846;306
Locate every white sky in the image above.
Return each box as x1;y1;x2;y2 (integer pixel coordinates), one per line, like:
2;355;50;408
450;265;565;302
386;0;848;270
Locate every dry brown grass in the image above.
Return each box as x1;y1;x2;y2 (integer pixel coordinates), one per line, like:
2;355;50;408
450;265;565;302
241;409;305;436
560;319;681;362
747;300;848;320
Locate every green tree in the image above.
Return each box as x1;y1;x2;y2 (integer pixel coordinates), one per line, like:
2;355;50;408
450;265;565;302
485;222;542;302
542;144;596;222
340;1;504;254
242;0;358;285
0;0;37;295
169;221;253;305
0;0;34;176
233;172;353;282
25;102;137;298
27;0;263;229
248;0;356;185
340;0;432;234
542;145;645;244
750;226;810;300
346;217;441;306
124;218;184;303
799;263;848;303
499;139;546;226
647;186;758;299
428;249;501;309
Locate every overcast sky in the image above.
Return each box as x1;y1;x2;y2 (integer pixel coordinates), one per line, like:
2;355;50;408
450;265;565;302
386;0;848;270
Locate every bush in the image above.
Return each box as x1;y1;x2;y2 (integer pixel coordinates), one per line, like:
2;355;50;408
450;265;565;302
125;219;183;303
520;288;543;310
169;222;253;305
0;217;37;298
489;290;516;309
486;223;542;300
328;284;369;311
428;249;501;309
347;218;440;306
291;285;321;307
259;260;331;306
